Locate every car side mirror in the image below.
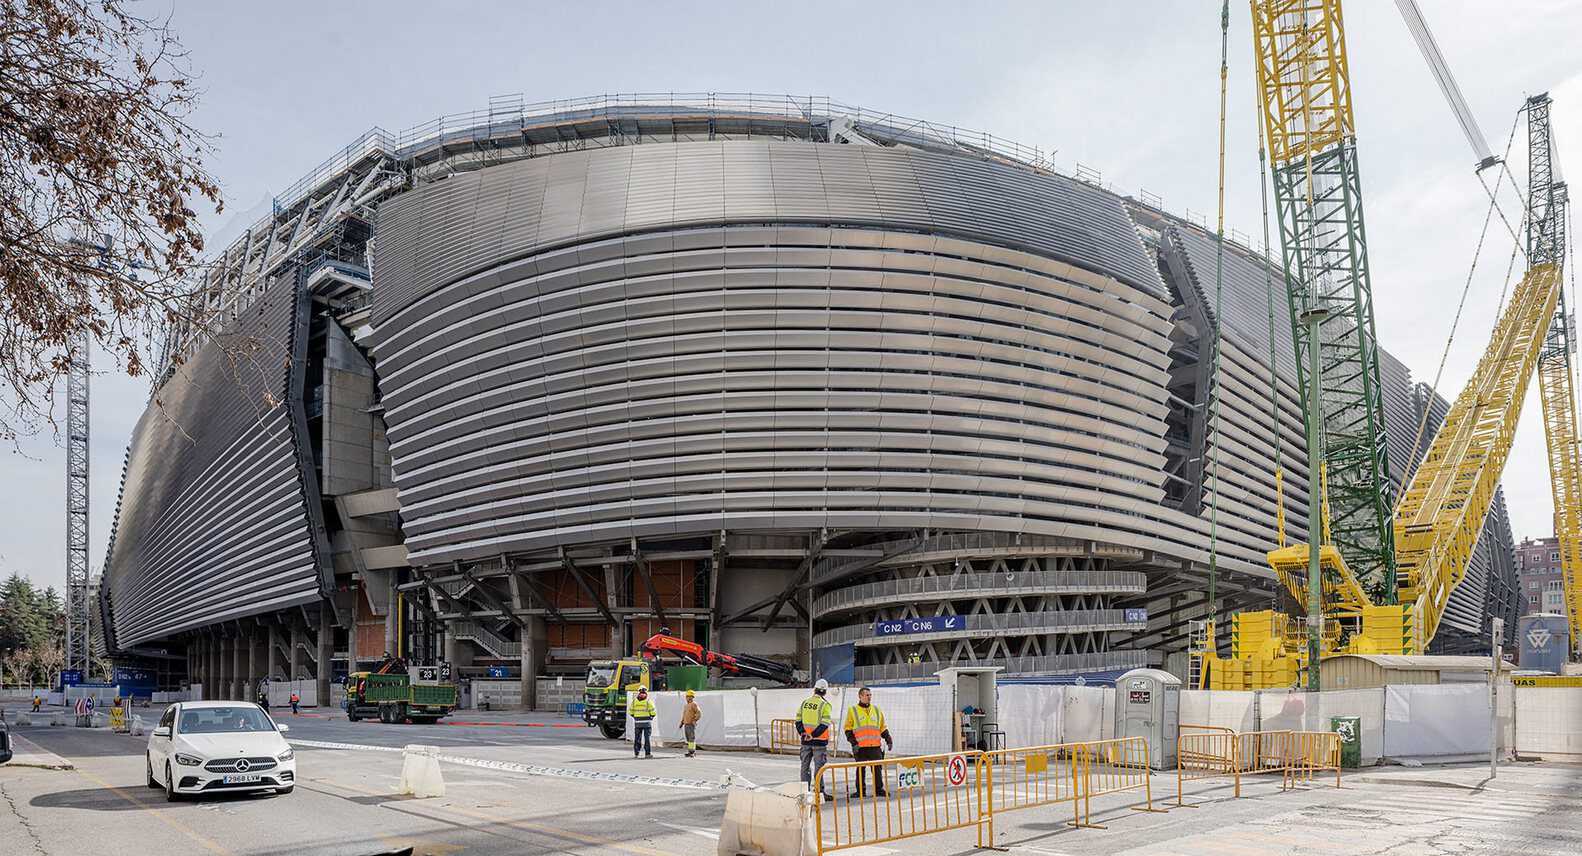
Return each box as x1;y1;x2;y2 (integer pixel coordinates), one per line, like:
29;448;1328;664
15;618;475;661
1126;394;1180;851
276;723;290;733
153;727;171;738
0;726;12;764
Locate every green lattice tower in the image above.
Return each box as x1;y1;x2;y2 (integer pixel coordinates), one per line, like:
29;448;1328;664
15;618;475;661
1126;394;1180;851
1270;138;1399;603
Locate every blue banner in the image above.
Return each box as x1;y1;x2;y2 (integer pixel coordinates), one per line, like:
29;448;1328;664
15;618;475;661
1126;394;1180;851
59;670;84;688
112;667;158;697
1124;608;1149;623
813;643;856;684
875;616;965;637
487;666;511;678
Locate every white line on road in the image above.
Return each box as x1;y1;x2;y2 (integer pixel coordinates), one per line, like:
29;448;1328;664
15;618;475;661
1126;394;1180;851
653;821;719;840
292;738;735;791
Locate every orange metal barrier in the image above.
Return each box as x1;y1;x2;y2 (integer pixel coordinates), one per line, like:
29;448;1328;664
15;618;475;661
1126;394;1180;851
1180;723;1235;735
1174;730;1243;801
814;750;987;853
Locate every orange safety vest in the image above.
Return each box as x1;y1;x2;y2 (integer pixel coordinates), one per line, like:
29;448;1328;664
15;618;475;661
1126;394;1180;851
844;702;886;748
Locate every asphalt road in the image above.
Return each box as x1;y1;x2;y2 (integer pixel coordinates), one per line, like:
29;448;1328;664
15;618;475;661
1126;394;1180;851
5;707;1582;855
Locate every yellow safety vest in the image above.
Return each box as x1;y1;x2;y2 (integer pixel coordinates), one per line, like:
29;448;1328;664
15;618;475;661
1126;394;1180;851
797;696;832;744
629;696;657;722
844;703;886;748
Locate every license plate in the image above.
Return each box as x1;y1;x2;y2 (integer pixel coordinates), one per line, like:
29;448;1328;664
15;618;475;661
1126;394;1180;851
223;774;262;784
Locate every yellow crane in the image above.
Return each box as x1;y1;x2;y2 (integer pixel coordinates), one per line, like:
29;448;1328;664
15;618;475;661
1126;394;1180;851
1202;2;1580;688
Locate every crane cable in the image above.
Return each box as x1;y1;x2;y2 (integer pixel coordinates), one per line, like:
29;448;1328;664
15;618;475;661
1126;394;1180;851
1206;0;1231;651
1398;109;1530;488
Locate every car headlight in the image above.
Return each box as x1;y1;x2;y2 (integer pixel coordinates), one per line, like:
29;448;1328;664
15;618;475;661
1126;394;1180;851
278;748;294;762
174;753;203;767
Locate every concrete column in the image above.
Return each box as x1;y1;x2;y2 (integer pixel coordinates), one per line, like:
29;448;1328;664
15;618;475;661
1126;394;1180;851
346;598;360;674
604;563;626;657
247;630;259;700
316;608;333;703
385;574;400;657
519;617;547;711
290;624;304;682
267;622;280;682
231;633;243;700
443;626;460;671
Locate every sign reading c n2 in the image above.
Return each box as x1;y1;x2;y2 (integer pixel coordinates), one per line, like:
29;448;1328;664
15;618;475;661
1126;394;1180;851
875;616;965;637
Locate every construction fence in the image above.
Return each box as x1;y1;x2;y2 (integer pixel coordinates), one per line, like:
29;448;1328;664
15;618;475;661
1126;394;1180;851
644;681;1578;764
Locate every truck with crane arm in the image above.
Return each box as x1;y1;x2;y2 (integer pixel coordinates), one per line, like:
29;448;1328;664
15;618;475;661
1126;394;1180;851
581;631;802;739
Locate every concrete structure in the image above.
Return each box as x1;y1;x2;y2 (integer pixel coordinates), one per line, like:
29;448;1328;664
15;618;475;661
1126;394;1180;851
98;94;1519;701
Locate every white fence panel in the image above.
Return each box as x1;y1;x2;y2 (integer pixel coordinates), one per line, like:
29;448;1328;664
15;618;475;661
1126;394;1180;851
997;684;1063;750
1514;687;1582;760
1300;688;1384;766
1061;685;1112;743
1181;689;1257;732
1384;684;1488;760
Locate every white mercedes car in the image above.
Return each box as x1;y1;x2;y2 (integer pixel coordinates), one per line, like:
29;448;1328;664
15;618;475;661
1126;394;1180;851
146;700;295;800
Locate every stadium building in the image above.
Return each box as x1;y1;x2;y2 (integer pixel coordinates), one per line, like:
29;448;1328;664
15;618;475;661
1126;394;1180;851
99;95;1519;704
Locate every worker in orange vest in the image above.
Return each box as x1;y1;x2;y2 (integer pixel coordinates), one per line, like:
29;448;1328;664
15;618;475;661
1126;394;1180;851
842;686;893;798
290;693;300;715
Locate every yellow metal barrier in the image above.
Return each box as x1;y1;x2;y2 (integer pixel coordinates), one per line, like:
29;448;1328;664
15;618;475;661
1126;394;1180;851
769;718;798;754
1071;737;1169;828
814;750;987;853
1285;731;1342;790
1176;730;1342;805
1175;730;1243;802
980;743;1082;836
1180;723;1235;735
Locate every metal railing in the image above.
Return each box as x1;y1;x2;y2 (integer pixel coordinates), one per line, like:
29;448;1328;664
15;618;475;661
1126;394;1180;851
815;749;989;852
855;651;1149;684
450;620;520;659
1174;729;1341;804
815;570;1146;616
813;608;1140;649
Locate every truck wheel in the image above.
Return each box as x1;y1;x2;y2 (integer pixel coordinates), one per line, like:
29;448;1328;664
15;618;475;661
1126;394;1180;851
599;723;625;740
348;712;360;722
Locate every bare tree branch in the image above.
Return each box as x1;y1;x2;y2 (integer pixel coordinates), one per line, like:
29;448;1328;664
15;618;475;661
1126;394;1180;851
1;0;224;440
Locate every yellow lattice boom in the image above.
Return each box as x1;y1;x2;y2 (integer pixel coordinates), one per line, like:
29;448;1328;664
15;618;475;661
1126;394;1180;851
1251;0;1355;166
1539;338;1582;652
1395;263;1563;651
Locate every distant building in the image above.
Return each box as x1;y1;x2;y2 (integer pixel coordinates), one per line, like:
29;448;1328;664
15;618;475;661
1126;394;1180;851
1516;536;1567;616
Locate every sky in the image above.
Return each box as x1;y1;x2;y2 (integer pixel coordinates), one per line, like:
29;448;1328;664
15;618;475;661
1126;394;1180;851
3;0;1581;592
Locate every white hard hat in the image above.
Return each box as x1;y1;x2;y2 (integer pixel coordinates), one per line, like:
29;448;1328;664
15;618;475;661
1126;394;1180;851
814;678;830;692
637;685;648;692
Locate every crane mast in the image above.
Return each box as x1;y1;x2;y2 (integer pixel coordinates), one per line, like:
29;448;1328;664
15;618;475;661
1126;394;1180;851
1527;93;1582;655
1251;0;1398;598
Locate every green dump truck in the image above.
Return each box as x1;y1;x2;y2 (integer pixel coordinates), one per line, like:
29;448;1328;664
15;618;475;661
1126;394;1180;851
344;671;458;724
582;659;657;739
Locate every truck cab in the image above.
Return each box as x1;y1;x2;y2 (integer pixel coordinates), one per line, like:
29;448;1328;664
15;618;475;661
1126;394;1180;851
582;659;662;739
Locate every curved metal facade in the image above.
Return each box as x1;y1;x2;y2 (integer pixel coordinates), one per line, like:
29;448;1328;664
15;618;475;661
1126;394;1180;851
367;142;1262;581
102;277;326;649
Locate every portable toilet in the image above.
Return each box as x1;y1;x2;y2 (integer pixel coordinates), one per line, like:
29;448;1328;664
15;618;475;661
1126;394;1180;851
1114;668;1180;769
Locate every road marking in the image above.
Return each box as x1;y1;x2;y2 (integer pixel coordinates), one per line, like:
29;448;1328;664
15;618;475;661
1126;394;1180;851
72;768;234;856
653;820;719;840
310;777;682;855
292;738;735;791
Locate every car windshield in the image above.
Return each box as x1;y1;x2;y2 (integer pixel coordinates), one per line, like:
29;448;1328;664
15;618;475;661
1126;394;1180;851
586;664;617;688
178;706;274;734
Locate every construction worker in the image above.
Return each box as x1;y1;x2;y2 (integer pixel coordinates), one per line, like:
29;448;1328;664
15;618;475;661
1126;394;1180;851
290;692;300;715
629;684;656;758
843;686;893;798
32;695;41;712
796;678;834;800
680;689;701;757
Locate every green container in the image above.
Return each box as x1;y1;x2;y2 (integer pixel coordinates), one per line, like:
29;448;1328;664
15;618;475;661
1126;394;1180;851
668;665;710;693
1330;716;1362;769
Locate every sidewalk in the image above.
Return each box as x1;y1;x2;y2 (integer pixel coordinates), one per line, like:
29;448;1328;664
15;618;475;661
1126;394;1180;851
4;733;75;770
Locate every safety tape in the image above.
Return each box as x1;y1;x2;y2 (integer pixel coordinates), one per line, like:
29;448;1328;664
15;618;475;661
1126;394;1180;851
290;738;734;791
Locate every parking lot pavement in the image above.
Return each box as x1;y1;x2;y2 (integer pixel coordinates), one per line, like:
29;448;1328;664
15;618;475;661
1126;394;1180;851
7;707;1582;855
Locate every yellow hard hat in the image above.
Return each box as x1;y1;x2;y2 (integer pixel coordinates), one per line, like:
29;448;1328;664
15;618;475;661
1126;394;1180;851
685;689;696;697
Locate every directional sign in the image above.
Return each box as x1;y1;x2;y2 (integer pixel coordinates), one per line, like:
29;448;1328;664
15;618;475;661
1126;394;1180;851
487;666;510;679
945;754;968;787
1124;608;1149;623
875;616;965;637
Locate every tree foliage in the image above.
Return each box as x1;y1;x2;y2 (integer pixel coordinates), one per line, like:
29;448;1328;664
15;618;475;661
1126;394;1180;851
0;0;222;440
0;572;65;684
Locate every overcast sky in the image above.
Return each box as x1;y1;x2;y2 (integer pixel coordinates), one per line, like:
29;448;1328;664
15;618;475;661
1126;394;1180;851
3;1;1580;592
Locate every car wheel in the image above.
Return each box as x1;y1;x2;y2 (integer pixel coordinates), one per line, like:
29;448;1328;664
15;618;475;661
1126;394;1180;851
164;762;182;802
146;755;159;789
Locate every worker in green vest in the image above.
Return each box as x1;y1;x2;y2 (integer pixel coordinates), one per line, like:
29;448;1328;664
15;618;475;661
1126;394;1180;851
842;686;893;798
796;678;834;800
629;685;656;758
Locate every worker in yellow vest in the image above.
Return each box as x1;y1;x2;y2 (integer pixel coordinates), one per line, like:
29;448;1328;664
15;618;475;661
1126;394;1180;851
842;686;894;798
629;685;657;759
796;679;833;800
